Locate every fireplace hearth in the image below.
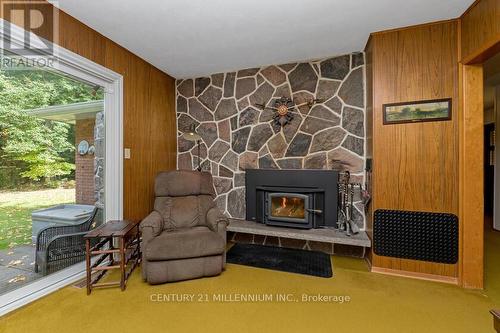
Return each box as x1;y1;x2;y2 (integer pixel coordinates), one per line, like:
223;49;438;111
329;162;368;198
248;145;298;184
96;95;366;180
246;169;338;229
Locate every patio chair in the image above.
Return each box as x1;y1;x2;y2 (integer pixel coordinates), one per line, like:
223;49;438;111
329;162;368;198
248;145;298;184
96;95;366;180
35;207;99;275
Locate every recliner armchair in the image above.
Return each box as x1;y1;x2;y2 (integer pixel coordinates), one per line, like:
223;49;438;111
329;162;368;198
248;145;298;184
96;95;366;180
140;170;229;284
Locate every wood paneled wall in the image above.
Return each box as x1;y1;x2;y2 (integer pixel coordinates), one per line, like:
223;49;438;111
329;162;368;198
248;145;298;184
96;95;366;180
365;20;460;280
0;1;178;221
460;0;500;64
456;0;499;288
363;0;499;287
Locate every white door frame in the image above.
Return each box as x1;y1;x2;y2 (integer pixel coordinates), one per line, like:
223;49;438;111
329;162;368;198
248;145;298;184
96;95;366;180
0;19;123;315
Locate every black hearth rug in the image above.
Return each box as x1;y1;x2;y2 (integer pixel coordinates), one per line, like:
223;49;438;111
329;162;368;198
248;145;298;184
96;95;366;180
226;243;333;278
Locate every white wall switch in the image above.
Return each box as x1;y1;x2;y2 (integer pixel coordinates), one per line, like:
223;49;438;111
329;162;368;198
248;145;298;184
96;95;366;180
124;148;131;159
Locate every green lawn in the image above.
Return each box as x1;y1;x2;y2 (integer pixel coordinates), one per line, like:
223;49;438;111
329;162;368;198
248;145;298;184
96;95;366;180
0;189;75;250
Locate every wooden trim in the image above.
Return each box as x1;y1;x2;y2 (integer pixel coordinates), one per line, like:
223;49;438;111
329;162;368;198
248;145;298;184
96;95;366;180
459;0;500;64
369;19;458;36
371;267;459;285
458;64;484;289
457;23;464;288
458;48;464;287
461;36;500;65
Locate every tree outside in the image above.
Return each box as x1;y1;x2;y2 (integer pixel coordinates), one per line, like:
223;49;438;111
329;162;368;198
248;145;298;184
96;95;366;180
0;64;104;277
0;67;103;189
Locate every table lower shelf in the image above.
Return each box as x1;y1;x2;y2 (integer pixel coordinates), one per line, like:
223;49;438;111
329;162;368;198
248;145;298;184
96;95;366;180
85;228;141;294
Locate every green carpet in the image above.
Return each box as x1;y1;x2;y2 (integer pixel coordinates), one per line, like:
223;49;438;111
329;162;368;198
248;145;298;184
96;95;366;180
0;229;498;333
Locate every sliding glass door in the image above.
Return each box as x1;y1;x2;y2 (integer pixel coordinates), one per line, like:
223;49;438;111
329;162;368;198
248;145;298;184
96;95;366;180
0;18;122;314
0;50;106;295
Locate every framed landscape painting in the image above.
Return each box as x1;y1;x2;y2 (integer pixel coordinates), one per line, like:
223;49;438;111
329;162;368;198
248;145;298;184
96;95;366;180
383;98;452;125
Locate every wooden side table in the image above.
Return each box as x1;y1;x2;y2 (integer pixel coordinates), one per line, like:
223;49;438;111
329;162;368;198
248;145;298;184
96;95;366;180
84;220;141;295
492;309;500;333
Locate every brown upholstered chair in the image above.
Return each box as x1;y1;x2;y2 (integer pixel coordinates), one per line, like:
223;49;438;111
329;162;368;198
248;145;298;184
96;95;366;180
140;170;229;284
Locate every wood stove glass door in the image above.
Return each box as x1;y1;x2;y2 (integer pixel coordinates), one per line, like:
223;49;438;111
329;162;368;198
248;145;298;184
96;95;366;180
267;193;309;224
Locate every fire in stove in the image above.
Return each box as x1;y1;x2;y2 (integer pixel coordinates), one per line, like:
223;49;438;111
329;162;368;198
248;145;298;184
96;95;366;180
271;195;305;219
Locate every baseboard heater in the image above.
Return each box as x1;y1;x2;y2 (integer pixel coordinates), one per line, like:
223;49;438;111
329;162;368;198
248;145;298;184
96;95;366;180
373;209;458;264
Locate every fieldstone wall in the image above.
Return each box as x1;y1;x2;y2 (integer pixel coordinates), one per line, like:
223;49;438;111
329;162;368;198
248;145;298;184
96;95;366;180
94;111;105;210
176;52;366;229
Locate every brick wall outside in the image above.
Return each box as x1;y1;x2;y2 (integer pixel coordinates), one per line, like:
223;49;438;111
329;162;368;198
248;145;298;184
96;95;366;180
75;119;95;205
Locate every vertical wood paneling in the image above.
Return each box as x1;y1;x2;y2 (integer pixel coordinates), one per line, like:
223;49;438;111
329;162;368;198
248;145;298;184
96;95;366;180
59;11;106;66
0;2;177;221
460;0;500;63
367;21;459;278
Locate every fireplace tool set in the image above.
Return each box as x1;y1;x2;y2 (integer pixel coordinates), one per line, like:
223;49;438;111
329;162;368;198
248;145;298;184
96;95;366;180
337;171;362;236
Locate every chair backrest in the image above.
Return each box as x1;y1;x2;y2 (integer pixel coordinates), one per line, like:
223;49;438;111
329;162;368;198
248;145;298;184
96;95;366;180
154;170;216;230
83;207;99;231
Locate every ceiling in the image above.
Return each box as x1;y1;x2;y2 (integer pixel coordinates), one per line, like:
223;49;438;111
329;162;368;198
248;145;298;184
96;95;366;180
51;0;473;78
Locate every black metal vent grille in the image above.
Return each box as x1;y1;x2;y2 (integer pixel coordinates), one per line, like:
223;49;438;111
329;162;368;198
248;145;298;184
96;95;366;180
373;209;458;264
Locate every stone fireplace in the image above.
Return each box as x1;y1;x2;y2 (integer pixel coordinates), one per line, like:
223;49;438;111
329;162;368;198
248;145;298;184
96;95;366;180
176;52;366;229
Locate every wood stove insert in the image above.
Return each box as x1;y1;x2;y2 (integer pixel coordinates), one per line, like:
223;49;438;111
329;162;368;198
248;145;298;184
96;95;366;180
246;169;338;229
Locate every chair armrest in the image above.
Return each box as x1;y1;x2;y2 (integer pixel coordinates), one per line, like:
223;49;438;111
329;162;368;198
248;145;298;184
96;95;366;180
46;231;88;250
140;211;163;241
36;209;97;251
37;224;84;251
206;207;229;233
139;211;162;281
206;207;229;269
